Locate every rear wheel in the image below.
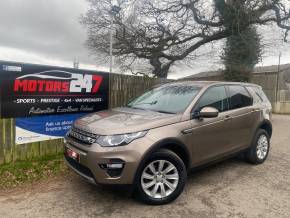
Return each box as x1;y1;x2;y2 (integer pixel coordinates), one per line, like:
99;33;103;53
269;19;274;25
246;129;270;164
135;149;187;205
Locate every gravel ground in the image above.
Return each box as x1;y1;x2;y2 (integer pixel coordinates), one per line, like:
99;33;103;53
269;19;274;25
0;114;290;218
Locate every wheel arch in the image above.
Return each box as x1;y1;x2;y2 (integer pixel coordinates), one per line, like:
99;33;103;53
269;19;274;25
258;120;273;138
133;138;191;184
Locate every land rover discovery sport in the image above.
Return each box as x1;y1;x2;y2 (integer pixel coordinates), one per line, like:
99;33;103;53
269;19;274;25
64;81;272;205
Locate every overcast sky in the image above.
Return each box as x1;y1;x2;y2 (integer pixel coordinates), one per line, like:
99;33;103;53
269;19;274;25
0;0;290;79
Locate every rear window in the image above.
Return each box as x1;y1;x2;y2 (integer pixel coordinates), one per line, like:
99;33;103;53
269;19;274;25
246;86;270;104
227;85;253;110
256;88;270;103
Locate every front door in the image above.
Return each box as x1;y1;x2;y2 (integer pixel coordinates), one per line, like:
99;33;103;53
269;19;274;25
189;85;232;165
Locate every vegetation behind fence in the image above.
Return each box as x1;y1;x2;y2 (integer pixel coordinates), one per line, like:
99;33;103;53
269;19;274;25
0;74;165;165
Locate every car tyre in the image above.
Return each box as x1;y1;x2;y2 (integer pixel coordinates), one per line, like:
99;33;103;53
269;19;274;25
135;149;187;205
246;129;270;164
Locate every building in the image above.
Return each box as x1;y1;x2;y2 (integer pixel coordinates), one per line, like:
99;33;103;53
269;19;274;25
180;64;290;114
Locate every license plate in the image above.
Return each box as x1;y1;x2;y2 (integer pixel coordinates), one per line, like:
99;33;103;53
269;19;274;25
65;147;80;162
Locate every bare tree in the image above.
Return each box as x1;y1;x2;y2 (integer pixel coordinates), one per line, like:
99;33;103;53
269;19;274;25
81;0;290;78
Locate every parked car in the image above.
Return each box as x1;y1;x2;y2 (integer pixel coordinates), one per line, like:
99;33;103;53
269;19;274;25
64;81;272;205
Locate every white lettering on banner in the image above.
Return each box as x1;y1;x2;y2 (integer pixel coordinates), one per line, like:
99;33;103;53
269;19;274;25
75;98;103;103
80;105;94;112
57;106;79;113
29;107;55;115
70;74;93;93
40;98;60;103
16;99;36;104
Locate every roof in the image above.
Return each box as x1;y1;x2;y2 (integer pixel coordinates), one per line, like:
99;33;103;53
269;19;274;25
160;80;260;88
254;64;290;73
182;64;290;80
154;80;215;89
162;80;217;87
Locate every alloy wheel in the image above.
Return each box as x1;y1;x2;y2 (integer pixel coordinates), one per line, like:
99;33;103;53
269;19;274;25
141;160;179;199
256;134;269;160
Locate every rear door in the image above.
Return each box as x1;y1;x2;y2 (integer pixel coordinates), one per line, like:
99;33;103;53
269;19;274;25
225;85;257;151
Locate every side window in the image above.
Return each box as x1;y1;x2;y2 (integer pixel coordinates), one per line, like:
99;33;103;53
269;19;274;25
227;85;253;110
195;86;229;112
255;87;270;103
246;86;263;104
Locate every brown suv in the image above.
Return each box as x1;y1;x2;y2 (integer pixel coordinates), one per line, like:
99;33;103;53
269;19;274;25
64;81;272;205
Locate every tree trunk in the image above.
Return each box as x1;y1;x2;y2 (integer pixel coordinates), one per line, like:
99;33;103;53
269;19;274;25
150;58;173;79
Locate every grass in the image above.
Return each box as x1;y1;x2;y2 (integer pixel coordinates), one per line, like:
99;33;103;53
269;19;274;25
0;154;67;189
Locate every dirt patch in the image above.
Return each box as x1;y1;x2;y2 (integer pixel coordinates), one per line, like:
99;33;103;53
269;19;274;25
0;155;68;191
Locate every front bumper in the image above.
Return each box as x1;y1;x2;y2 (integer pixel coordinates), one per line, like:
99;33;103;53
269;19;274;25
64;135;153;185
64;155;97;185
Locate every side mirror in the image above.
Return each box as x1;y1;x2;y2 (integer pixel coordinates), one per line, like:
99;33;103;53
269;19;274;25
197;107;219;119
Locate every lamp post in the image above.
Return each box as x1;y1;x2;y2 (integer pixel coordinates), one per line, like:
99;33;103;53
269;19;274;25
275;52;282;106
109;5;121;74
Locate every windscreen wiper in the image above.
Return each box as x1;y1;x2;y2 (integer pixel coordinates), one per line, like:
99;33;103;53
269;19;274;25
153;110;176;114
128;100;158;108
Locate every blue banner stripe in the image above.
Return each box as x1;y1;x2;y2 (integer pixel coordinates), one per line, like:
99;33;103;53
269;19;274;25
16;113;86;137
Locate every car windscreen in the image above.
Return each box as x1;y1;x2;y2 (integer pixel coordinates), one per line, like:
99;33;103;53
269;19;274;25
128;85;201;114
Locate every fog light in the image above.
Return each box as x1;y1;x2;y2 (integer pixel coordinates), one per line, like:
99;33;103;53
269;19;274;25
99;161;125;178
99;161;125;170
106;163;123;169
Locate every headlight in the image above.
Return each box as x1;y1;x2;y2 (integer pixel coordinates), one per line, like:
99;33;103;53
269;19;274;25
97;131;148;147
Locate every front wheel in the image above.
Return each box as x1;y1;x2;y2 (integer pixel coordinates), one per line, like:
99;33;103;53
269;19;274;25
246;129;270;164
135;149;187;205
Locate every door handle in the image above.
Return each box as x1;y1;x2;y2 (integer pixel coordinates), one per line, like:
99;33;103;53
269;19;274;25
182;129;193;134
223;115;232;121
252;109;260;113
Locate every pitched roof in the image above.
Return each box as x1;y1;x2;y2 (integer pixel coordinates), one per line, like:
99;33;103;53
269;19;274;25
254;64;290;73
182;70;223;79
182;64;290;79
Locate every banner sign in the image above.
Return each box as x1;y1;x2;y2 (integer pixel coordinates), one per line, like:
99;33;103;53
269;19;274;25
0;61;109;118
15;114;86;144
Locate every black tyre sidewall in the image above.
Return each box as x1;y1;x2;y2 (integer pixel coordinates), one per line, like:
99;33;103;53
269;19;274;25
247;129;270;164
135;149;187;205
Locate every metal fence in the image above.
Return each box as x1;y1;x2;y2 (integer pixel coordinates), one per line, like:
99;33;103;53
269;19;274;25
0;74;165;165
251;71;290;114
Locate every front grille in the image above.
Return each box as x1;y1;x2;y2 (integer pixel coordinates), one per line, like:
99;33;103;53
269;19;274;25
65;155;95;180
68;127;99;145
